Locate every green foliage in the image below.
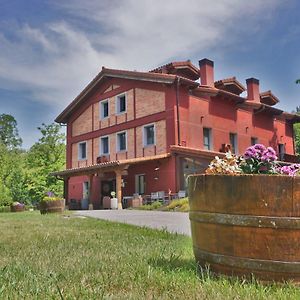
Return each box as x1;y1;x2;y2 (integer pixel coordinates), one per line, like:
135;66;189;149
0;205;11;213
138;201;162;210
26;123;65;202
0;114;22;149
41;196;64;203
0;116;66;205
166;197;189;212
294;107;300;155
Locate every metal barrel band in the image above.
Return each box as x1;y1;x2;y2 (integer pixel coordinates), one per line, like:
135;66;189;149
194;247;300;273
189;211;300;229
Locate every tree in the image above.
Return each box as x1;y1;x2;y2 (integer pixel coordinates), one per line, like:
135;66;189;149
0;114;22;149
294;107;300;155
26;123;66;202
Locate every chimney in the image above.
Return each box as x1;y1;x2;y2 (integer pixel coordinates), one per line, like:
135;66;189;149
246;78;260;102
199;58;214;86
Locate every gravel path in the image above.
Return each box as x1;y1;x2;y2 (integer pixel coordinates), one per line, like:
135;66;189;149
75;210;191;236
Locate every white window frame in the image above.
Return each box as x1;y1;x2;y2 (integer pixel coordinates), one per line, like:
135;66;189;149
78;141;87;160
203;127;212;150
100;135;110;155
135;174;145;194
143;123;156;147
100;99;109;119
116;130;127;152
229;133;238;154
115;93;127;114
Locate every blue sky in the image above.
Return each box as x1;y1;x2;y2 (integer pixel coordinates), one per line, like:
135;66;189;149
0;0;299;148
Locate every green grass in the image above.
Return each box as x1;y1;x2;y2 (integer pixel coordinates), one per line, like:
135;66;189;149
0;212;300;299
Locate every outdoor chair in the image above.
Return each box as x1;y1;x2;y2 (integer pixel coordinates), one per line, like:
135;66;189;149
177;190;186;198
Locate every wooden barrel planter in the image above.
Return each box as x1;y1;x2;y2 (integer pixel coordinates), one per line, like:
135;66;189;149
39;199;65;214
10;204;25;212
188;174;300;283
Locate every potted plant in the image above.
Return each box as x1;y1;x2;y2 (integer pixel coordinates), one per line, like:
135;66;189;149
10;201;25;212
39;192;65;214
188;144;300;283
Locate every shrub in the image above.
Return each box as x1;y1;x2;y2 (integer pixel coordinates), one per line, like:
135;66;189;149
138;201;162;210
166;198;189;212
0;206;11;213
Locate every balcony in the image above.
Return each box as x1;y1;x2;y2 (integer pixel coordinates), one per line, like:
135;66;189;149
279;153;299;163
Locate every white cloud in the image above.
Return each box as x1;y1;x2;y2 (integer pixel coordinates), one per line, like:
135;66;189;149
0;0;283;111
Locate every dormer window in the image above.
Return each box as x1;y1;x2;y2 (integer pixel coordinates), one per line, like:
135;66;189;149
116;94;126;114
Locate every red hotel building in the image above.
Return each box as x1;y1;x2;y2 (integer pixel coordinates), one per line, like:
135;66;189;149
53;58;300;209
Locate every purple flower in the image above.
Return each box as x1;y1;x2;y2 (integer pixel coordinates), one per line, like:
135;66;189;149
261;147;277;162
279;164;300;176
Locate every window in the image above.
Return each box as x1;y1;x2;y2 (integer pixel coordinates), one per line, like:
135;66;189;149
278;143;285;161
116;94;126;114
78;142;87;160
143;124;155;146
116;131;127;151
229;133;238;154
100;100;109;119
135;174;145;194
203;128;212;150
251;137;258;145
100;136;109;155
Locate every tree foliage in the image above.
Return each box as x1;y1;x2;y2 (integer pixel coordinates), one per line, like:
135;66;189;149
26;123;66;203
0;114;22;149
294;106;300;155
0;117;65;206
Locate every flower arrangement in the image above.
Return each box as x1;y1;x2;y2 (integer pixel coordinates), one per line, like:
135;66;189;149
206;144;300;176
41;192;64;203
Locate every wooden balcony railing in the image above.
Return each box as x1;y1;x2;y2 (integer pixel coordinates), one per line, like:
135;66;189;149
280;153;299;163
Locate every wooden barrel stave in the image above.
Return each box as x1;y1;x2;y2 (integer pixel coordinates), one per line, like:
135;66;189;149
188;174;300;282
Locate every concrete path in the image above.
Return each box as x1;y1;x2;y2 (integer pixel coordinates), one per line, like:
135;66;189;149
75;210;191;236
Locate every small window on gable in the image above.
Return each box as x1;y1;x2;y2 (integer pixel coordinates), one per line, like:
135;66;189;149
100;100;109;119
100;136;109;155
116;94;126;114
143;124;155;146
78;142;87;160
203;128;212;150
116;131;127;152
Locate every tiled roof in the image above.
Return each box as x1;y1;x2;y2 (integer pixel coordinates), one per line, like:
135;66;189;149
260;90;280;106
170;145;225;159
150;61;200;80
51;153;171;178
214;77;246;95
55;67;197;123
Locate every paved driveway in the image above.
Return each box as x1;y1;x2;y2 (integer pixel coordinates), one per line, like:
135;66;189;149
75;210;191;236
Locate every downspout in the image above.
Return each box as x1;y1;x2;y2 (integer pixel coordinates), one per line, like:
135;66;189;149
176;77;181;146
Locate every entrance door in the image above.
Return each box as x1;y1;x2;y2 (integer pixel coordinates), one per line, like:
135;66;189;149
101;180;116;197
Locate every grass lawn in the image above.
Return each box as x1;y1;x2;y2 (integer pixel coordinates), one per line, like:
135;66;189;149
0;212;299;299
